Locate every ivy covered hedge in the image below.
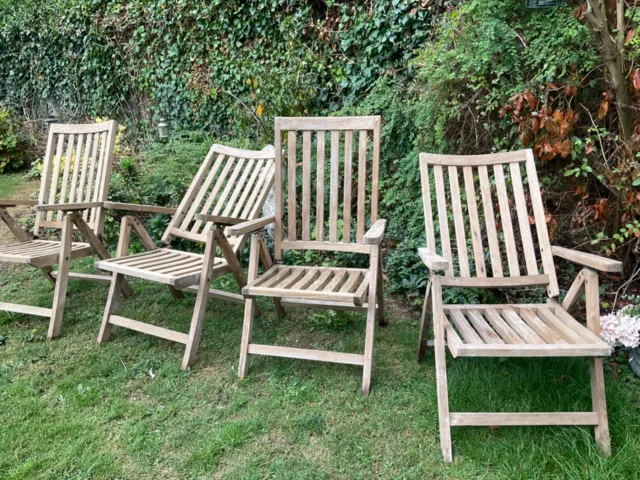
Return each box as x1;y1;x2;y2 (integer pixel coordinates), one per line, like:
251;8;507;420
0;0;433;142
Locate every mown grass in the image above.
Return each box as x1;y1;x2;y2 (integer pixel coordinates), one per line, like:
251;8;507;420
1;259;640;479
1;174;640;479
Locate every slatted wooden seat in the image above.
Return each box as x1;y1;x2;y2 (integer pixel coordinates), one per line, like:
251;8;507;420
95;144;279;370
233;116;386;395
246;265;371;305
0;240;92;266
0;121;131;339
417;149;622;462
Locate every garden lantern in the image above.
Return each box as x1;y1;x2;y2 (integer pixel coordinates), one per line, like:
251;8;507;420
157;117;169;141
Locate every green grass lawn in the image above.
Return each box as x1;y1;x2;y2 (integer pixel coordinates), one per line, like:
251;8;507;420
1;177;640;479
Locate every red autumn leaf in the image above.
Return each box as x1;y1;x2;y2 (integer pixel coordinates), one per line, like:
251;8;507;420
626;28;636;43
524;89;536;110
598;100;609;120
586;143;593;154
531;117;540;134
560;139;572;158
633;70;640;91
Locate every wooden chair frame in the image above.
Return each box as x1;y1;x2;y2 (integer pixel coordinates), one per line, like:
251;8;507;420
95;144;278;370
0;121;131;339
234;116;386;395
416;149;622;462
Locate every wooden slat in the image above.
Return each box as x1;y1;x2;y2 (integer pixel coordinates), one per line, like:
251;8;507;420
448;166;470;276
275;127;283;260
419;151;528;167
549;304;604;344
449;311;483;344
343;130;353;242
339;271;361;293
232;159;264;218
356;130;367;242
260;268;292;289
57;133;75;221
459;343;611;357
89;131;108;224
465;310;504;344
535;308;587;344
291;269;319;290
0;302;52;317
203;157;245;232
316;130;325;241
420;158;437;252
329;131;340;242
247;344;364;365
519;309;566;344
438;274;549;288
280;269;306;289
46;133;65;222
288;131;297;240
371;117;380;223
302;131;312;240
450;412;598;427
493;164;520;276
433;165;453;276
109;315;188;344
478;165;503;277
308;270;332;291
324;270;348;292
500;308;545;344
484;308;526;344
68;133;87;204
463;166;486;276
223;159;256;217
243;161;274;220
510;162;538;275
280;240;371;254
525;150;559;296
191;156;234;233
278;116;379;131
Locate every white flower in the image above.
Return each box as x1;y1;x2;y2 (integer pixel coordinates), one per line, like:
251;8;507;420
600;305;640;349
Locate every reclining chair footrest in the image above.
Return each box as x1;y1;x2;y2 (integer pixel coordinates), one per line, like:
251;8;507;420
248;344;364;366
109;315;188;344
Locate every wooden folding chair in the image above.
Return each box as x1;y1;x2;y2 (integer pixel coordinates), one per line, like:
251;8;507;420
232;116;386;395
0;121;132;339
95;144;278;370
416;149;622;462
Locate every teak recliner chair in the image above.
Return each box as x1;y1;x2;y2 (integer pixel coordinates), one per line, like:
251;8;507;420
232;116;386;395
0;121;131;339
417;149;622;462
95;144;277;369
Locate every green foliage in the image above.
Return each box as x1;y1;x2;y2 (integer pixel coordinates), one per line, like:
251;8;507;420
0;0;434;143
0;108;33;173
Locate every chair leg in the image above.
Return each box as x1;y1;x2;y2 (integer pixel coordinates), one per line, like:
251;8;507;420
182;230;217;370
97;273;125;344
583;269;611;456
238;297;257;379
432;277;452;462
590;357;611;456
417;279;432;362
258;235;284;319
362;245;380;395
47;214;73;340
376;251;386;327
238;234;261;379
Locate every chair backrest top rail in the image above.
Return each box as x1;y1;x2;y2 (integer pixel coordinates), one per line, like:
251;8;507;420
420;150;528;167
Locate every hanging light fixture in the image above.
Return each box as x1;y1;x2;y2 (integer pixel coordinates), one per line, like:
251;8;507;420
157;117;170;141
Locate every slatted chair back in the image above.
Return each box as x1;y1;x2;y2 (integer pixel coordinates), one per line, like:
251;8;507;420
419;149;559;297
162;144;276;252
35;121;117;238
274;116;381;260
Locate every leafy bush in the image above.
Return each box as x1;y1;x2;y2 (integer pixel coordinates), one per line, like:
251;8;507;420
0;108;33;172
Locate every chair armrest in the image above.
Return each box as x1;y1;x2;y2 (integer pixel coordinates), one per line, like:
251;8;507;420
363;219;387;245
225;216;275;237
34;201;103;212
194;213;244;227
551;246;623;273
104;201;176;215
0;199;38;207
418;247;448;271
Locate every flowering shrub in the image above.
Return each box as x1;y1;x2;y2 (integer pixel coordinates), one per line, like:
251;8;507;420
601;305;640;349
